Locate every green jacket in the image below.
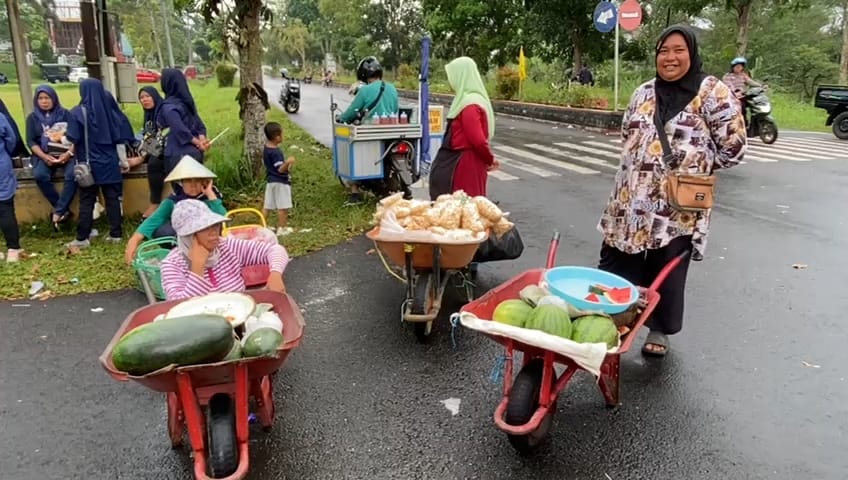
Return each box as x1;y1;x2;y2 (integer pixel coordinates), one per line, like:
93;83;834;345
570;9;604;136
135;197;227;239
338;81;399;123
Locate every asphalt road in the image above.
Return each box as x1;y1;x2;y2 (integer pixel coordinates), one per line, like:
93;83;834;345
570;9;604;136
1;80;845;480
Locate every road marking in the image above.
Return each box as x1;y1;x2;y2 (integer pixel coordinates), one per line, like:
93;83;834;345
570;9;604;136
525;143;618;170
748;145;820;162
488;169;519;181
583;140;623;153
494;145;600;174
742;154;779;163
550;142;620;161
760;138;847;157
495;155;559;177
746;143;827;160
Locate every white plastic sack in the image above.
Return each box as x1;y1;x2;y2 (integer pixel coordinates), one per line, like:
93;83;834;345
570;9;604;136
457;311;620;378
374;210;487;245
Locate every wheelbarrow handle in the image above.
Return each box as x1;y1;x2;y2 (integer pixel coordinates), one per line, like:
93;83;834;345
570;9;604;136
545;231;561;269
135;236;178;258
647;250;691;292
223;208;268;232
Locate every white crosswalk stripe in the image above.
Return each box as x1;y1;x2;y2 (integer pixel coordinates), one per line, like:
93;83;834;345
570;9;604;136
488;169;519;181
478;135;847;183
494;145;600;174
494;154;560;177
525;143;618;170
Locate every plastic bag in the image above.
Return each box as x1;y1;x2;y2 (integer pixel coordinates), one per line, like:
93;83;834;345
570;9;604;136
473;225;524;263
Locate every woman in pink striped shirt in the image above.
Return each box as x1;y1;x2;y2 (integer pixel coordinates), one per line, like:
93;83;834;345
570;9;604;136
160;199;290;300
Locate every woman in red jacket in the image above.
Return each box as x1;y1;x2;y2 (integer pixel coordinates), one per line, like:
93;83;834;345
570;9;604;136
429;56;499;200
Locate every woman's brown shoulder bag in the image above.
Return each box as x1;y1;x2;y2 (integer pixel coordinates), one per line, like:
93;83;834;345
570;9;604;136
653;112;716;212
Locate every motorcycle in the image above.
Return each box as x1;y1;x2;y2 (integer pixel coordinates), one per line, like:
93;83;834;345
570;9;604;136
742;86;778;144
331;98;419;200
278;77;301;114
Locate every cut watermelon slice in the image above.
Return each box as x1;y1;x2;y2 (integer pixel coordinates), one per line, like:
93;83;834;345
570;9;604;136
603;287;632;304
584;293;601;303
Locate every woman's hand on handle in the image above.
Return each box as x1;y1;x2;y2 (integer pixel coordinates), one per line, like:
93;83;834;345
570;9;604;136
266;271;286;293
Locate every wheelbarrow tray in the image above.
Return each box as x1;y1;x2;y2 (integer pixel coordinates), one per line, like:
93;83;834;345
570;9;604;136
460;268;660;360
366;226;487;270
99;289;305;393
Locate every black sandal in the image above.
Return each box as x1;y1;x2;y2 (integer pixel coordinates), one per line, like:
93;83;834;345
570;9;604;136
641;331;669;357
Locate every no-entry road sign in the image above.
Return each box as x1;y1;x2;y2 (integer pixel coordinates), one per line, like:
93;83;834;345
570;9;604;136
619;0;643;31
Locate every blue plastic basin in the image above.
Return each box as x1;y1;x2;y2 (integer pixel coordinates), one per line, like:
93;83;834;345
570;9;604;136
543;266;638;314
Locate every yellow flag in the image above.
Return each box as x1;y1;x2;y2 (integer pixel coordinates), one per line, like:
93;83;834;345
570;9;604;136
518;47;527;81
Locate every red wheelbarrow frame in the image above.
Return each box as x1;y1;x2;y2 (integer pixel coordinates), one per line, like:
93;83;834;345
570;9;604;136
460;232;687;441
99;290;305;480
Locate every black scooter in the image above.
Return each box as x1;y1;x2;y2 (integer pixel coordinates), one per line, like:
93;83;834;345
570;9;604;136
278;77;301;114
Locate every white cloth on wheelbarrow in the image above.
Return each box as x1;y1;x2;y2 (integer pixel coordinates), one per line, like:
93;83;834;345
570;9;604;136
457;311;619;378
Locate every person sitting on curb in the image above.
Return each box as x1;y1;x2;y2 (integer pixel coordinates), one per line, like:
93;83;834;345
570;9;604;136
159;199;290;300
124;155;224;264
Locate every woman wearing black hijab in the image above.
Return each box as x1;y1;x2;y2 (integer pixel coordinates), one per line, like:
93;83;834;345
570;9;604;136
157;68;208;175
596;25;747;357
137;86;165;217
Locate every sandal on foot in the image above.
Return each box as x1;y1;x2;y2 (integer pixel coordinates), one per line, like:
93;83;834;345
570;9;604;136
641;331;669;357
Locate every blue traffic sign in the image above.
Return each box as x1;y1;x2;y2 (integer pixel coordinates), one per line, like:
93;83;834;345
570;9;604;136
593;1;618;33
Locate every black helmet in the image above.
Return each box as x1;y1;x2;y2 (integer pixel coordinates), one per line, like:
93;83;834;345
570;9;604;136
356;56;382;82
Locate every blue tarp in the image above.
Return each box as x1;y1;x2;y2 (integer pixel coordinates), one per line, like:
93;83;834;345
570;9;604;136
419;37;431;173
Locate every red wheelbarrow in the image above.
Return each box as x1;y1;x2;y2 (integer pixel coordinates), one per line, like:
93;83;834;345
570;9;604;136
99;289;305;479
459;232;687;454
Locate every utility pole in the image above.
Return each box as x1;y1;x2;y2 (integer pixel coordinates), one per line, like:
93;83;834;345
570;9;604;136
160;0;175;67
5;0;33;117
80;0;102;80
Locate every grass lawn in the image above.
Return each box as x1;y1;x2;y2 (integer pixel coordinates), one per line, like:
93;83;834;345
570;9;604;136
0;81;373;300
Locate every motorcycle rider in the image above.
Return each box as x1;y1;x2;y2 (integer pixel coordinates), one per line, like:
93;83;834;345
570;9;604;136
337;56;400;205
722;57;764;127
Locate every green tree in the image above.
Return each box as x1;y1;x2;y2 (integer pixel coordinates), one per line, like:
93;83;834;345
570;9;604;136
176;0;272;172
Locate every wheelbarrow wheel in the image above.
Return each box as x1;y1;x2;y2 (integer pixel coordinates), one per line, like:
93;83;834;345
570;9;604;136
207;393;238;478
411;273;434;342
505;359;555;455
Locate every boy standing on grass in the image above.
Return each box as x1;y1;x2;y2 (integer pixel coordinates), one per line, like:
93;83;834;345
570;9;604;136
263;122;295;236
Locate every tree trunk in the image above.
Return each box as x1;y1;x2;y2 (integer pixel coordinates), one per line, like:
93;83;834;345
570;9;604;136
734;1;752;57
237;0;267;175
149;9;165;70
570;30;583;74
840;0;848;84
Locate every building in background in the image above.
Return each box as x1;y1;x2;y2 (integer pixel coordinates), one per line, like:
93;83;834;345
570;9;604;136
47;0;132;64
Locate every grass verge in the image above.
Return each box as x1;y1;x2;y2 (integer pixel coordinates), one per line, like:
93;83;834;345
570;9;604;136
0;81;373;300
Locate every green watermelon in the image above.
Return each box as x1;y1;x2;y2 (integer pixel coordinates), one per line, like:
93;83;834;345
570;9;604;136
525;304;572;339
493;299;534;328
222;336;243;361
111;314;235;376
571;315;619;349
242;328;283;358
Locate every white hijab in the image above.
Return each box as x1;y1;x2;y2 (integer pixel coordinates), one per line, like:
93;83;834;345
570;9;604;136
178;234;221;269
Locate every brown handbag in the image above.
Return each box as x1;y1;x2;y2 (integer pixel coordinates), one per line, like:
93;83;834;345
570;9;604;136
654;112;716;212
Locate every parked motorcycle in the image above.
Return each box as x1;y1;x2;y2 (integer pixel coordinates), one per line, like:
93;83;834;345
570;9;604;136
278;77;301;114
742;86;778;144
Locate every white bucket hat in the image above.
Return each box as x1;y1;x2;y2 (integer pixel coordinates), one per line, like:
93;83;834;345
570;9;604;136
164;155;217;183
171;199;231;236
